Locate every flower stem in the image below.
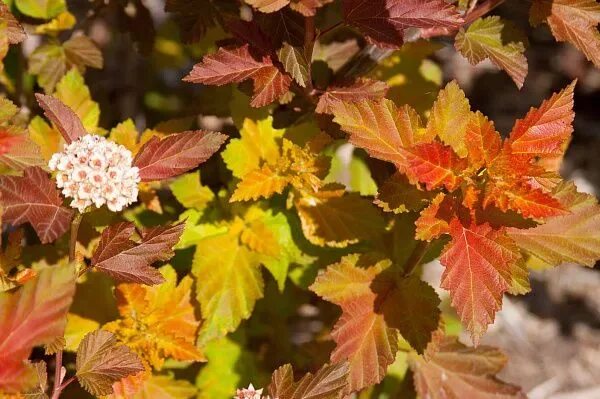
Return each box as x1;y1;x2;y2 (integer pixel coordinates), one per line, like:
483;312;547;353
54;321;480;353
51;213;83;399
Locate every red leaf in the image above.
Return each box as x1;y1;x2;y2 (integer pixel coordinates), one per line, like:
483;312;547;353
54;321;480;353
34;93;87;144
0;167;73;244
269;362;349;399
440;220;524;344
250;65;293;107
315;79;389;114
343;0;463;48
507;81;575;158
0;265;75;392
133;130;227;181
415;193;451;241
410;332;526;399
406;142;467;191
0;130;24;156
0;3;26;44
91;222;185;285
183;45;272;85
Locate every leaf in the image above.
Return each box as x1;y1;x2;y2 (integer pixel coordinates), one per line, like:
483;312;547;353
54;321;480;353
277;42;310;87
15;0;65;19
28;35;103;92
409;332;526;399
290;0;333;16
197;336;259;399
184;44;291;108
269;363;349;399
485;182;568;220
374;172;433;214
134;374;196;399
455;16;528;88
508;186;600;267
310;255;397;390
192;232;264;345
64;313;100;352
415;193;451;241
342;0;463;48
0;3;26;44
296;188;385;248
0;129;45;171
406;142;467;191
54;69;100;132
465;111;502;168
507;81;576;158
426;80;471;158
375;275;441;353
222;117;285;178
316;79;389;114
245;0;290;13
0;264;75;391
34;93;86;144
133;130;227;181
440;219;525;344
169;171;214;210
530;0;600;68
103;265;204;369
0;167;73;244
63;36;103;69
35;11;76;35
250;65;293;107
76;330;144;396
332;99;420;171
230;164;290;202
91;222;184;285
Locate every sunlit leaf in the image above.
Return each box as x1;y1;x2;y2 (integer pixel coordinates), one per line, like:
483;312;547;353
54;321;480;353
269;362;349;399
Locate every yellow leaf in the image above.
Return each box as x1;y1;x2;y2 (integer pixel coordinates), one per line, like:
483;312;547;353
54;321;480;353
35;11;76;35
230;164;289;202
426;80;472;157
109;119;139;154
29;116;61;161
221;117;284;178
54;69;100;132
63;313;99;352
103;265;204;369
170;171;215;210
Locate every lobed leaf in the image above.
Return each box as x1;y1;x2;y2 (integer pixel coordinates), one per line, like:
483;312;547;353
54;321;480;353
0;264;75;392
440;220;526;344
410;332;526;399
343;0;462;48
406;142;467;191
269;362;350;399
76;330;144;396
91;222;184;285
316;79;389;114
0;166;73;243
455;16;528;88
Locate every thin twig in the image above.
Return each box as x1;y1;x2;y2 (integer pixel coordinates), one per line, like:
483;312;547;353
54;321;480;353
317;21;343;39
304;15;316;94
51;213;82;399
402;240;431;277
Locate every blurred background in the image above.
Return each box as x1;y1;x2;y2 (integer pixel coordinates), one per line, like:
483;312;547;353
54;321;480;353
6;0;600;397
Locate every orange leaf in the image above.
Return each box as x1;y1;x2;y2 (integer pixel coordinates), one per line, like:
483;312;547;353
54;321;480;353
406;142;467;191
315;79;389;114
484;182;568;220
440;220;524;344
332;99;420;171
507;81;575;158
415;193;451;241
465;111;502;168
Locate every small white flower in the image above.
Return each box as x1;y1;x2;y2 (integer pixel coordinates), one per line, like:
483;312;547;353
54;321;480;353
234;384;266;399
48;134;140;213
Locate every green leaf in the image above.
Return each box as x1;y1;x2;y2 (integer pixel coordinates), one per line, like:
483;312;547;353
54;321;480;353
15;0;65;19
196;336;261;399
76;330;144;396
455;16;528;88
192;233;264;345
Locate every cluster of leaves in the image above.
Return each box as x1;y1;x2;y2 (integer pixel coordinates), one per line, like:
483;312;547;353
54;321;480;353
2;0;600;398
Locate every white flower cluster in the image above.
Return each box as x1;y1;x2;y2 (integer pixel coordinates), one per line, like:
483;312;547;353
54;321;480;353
49;134;140;212
234;384;270;399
